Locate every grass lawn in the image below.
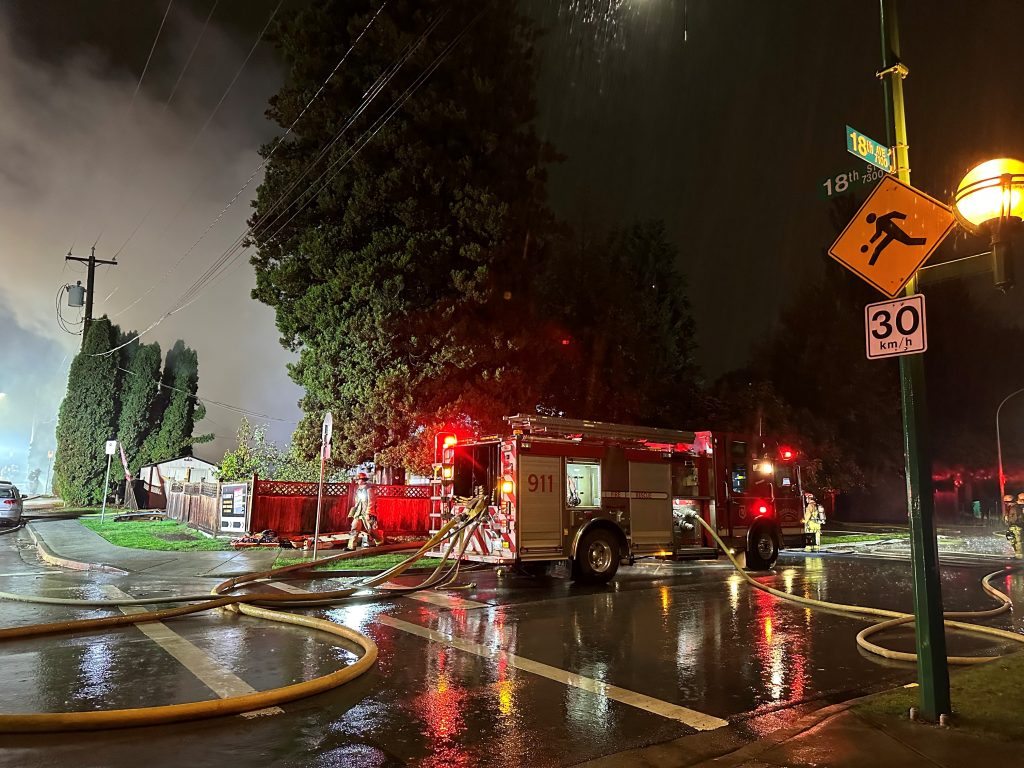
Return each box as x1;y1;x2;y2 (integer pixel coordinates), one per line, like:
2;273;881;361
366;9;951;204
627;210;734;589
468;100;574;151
855;651;1024;742
821;532;911;545
274;552;448;571
80;519;234;551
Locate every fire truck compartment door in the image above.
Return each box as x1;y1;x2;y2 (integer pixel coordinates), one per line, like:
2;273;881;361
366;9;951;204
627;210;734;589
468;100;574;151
518;455;563;549
628;461;672;545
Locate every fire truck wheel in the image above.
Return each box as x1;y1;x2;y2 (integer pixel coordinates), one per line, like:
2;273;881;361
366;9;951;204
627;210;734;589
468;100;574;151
746;524;779;570
573;528;620;583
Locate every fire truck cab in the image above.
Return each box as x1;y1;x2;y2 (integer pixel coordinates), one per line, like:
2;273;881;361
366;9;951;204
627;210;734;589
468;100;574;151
429;415;805;582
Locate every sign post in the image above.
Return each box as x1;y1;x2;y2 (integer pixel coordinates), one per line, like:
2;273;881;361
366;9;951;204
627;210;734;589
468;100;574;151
100;440;117;523
877;0;950;720
313;412;333;560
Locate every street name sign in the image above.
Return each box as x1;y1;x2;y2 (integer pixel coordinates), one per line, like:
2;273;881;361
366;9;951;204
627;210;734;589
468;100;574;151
865;294;927;359
820;162;888;199
846;125;893;173
828;175;955;298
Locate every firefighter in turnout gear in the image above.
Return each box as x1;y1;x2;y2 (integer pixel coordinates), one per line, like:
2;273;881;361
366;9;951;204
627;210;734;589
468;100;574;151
1006;493;1024;559
803;492;825;549
347;472;381;550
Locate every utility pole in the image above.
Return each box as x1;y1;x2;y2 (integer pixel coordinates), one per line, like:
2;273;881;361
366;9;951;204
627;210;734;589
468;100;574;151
878;0;951;720
65;246;117;343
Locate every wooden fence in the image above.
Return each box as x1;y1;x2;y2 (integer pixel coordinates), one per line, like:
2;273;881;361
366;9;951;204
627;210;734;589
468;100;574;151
250;476;430;536
166;481;223;534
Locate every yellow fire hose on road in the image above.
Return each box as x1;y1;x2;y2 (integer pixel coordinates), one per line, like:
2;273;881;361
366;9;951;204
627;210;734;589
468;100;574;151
0;505;487;733
689;514;1024;664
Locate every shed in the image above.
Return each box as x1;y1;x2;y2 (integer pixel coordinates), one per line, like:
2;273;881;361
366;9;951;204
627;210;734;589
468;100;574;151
139;455;220;508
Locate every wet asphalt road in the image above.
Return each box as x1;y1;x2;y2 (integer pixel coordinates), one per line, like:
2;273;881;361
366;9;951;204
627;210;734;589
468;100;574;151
1;528;1022;768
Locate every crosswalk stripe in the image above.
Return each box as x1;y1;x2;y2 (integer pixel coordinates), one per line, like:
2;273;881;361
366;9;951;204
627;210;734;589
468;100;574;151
378;614;729;731
102;585;282;718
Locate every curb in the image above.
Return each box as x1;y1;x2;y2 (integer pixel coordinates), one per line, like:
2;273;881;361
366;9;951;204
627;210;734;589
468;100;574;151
26;524;130;575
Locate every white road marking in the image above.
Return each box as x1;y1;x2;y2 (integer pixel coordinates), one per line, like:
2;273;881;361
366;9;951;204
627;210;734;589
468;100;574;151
404;592;488;610
102;585;282;718
378;615;729;731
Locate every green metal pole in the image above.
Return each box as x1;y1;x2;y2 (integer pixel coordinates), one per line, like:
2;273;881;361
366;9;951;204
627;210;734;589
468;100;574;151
879;0;951;720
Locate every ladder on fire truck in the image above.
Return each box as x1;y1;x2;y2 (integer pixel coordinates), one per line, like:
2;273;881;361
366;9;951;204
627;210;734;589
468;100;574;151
505;414;697;447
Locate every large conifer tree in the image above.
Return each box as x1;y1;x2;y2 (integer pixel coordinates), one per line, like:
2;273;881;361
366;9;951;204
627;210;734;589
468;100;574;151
142;341;211;463
250;1;558;469
52;318;119;505
116;341;162;473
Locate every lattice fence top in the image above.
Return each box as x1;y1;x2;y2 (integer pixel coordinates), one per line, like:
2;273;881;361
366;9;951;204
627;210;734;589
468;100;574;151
254;480;431;499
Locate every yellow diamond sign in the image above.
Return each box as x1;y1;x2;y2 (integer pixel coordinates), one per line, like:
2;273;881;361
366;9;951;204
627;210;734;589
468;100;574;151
828;176;955;298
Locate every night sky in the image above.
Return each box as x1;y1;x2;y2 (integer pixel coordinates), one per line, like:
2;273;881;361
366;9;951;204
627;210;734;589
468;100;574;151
1;0;1022;465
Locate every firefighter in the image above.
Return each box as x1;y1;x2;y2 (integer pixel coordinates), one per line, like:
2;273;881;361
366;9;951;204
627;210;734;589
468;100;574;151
1008;493;1024;559
803;492;825;550
347;472;382;550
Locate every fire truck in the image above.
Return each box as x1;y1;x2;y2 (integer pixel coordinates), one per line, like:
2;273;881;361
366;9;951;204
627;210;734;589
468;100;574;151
429;414;806;582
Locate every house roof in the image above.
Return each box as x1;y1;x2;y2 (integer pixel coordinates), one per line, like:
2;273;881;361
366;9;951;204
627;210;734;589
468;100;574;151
140;454;220;470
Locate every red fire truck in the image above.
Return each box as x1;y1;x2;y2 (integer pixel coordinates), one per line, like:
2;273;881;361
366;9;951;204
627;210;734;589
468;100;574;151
429;414;806;582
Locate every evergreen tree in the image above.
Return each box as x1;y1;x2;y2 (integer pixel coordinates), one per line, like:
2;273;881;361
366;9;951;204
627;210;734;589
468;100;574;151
250;1;559;470
52;318;119;505
540;220;701;426
142;341;212;463
116;341;162;473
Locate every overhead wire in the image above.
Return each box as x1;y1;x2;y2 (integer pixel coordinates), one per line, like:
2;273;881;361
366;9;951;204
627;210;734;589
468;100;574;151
167;5;480;318
107;0;278;267
115;365;296;423
95;3;459;356
132;0;175;104
162;0;220;111
106;0;394;321
168;9;449;313
64;0;175;255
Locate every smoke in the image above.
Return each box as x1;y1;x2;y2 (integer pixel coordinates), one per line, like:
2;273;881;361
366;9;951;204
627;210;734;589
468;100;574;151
0;3;303;483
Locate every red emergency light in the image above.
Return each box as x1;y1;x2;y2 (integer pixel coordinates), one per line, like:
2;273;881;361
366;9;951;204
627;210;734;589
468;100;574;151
779;446;795;461
443;435;458;448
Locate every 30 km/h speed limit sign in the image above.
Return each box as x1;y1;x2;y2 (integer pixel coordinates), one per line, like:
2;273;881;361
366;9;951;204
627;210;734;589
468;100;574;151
865;294;927;360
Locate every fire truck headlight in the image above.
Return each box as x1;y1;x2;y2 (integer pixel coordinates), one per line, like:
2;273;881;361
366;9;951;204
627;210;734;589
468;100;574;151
442;467;454;480
757;461;773;475
501;480;514;494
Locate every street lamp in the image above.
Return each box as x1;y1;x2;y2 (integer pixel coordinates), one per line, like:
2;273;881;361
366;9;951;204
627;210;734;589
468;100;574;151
953;157;1024;292
996;387;1024;513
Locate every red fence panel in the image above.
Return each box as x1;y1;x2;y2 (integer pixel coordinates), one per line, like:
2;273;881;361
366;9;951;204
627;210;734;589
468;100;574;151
249;479;430;536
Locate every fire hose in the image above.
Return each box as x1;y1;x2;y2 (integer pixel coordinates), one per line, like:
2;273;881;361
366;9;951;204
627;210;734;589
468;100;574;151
0;501;487;733
688;513;1024;665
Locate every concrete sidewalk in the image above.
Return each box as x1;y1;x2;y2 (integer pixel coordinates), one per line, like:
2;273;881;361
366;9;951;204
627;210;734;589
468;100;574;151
26;519;280;577
581;696;1021;768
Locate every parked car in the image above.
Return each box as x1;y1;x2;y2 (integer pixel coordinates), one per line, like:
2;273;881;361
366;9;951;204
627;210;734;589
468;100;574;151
0;482;24;526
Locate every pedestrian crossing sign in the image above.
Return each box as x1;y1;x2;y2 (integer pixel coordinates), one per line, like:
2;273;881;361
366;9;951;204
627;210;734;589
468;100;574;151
828;175;955;298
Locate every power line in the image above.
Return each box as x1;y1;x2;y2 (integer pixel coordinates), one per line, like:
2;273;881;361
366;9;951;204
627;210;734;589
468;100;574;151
163;0;220;111
132;0;175;104
108;1;392;319
94;5;483;358
108;0;278;266
115;366;296;423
